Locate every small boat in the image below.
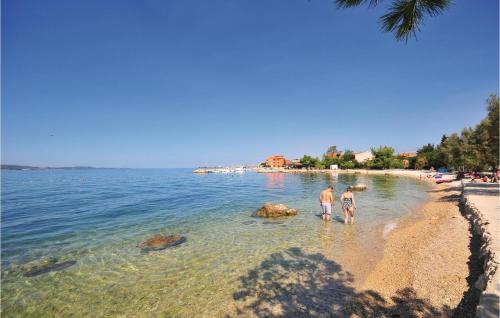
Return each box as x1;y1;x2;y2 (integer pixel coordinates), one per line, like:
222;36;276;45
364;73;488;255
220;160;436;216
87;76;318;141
193;169;209;174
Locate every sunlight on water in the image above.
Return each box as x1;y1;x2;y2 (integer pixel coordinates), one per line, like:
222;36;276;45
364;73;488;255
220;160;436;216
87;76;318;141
1;169;430;317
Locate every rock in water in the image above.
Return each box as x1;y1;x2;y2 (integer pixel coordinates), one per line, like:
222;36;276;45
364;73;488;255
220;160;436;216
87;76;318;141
350;184;367;191
21;257;77;277
138;235;186;251
262;221;284;225
254;203;297;218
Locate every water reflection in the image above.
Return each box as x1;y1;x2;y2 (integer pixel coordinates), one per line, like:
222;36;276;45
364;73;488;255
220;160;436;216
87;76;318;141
338;174;358;188
297;172;334;188
371;175;397;199
265;173;285;190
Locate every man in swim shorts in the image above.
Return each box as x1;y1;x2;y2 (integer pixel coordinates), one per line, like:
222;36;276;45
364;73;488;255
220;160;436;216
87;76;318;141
319;186;335;221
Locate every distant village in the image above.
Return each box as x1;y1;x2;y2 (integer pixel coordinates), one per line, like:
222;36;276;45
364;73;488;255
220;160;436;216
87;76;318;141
262;147;417;170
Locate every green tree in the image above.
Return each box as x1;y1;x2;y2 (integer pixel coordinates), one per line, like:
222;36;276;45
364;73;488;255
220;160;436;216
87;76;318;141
370;146;397;169
433;94;499;172
343;150;355;161
325;145;338;155
440;133;464;171
322;156;340;167
340;160;356;169
335;0;451;42
416;143;445;169
479;94;499;170
415;156;427;170
314;161;326;169
300;155;319;169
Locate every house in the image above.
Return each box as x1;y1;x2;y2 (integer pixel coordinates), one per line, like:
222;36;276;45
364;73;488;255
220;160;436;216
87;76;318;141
325;152;343;159
354;151;373;163
285;159;303;169
266;155;286;168
399;152;417;158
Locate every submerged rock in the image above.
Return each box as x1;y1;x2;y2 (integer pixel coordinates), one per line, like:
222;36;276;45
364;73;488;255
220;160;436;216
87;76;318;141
254;203;297;218
262;221;284;225
138;235;186;252
21;257;77;277
242;220;257;225
350;184;367;191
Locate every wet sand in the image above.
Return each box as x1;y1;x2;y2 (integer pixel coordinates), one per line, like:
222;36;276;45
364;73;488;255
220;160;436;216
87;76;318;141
359;181;475;316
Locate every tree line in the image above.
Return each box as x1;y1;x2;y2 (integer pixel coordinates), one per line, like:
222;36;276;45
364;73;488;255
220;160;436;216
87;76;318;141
413;94;499;172
299;145;407;170
298;94;499;172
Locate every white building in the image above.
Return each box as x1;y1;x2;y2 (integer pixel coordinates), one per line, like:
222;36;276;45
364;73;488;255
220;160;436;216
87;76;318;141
354;151;373;163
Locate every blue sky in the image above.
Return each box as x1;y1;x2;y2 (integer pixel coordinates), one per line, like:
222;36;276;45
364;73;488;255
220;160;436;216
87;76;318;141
2;0;499;168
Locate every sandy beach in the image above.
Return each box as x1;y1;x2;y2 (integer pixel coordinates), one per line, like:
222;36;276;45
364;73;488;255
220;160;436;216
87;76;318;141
250;169;490;316
273;169;493;316
352;181;478;316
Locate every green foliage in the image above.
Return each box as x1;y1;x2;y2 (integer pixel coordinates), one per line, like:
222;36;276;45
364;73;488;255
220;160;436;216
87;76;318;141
322;156;340;167
335;0;451;41
314;161;326;169
340;160;356;169
343;150;355;161
390;158;405;169
300;155;315;168
326;145;338;154
368;146;395;169
416;143;445;169
481;94;499;169
321;147;357;169
417;94;499;172
299;95;499;173
365;146;405;169
414;156;427;170
300;155;321;169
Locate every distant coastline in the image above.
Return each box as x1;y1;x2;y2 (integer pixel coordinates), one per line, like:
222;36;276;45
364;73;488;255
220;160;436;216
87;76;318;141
1;164;100;170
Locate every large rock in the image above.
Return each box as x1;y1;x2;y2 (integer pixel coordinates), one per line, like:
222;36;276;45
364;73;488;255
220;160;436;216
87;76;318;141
254;203;297;218
350;184;367;191
21;257;77;277
138;234;186;252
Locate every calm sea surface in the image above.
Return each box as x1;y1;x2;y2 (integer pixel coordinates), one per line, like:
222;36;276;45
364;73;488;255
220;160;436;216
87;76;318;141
1;169;430;317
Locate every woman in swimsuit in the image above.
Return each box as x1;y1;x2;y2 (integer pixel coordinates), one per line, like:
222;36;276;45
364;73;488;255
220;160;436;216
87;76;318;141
340;186;357;224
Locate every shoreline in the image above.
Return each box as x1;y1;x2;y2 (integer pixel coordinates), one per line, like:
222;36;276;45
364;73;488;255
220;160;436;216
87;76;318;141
260;168;435;181
356;181;481;316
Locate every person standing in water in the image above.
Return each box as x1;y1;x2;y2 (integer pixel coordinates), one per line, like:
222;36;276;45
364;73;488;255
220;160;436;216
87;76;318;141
319;186;335;221
340;186;357;224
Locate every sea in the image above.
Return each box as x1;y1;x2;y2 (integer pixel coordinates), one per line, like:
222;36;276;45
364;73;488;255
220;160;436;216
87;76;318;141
1;169;430;317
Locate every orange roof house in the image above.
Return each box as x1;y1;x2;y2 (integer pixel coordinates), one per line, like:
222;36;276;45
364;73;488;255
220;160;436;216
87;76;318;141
325;152;343;159
399;152;417;158
266;155;286;168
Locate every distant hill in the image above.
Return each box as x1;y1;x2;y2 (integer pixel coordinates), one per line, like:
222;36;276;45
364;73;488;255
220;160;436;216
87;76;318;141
1;165;97;170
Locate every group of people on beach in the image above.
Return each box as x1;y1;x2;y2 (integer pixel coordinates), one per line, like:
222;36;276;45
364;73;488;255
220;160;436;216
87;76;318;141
469;170;500;183
319;186;356;224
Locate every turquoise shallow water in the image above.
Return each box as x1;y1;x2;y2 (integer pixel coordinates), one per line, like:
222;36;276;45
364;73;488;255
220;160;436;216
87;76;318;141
1;169;430;317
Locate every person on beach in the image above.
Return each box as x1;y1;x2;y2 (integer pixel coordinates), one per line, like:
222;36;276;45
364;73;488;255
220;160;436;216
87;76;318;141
319;186;335;221
340;187;357;224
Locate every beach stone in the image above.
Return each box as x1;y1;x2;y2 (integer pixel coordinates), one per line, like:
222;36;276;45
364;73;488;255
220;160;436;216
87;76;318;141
253;203;297;218
262;221;284;225
21;257;77;277
350;184;367;191
138;234;186;251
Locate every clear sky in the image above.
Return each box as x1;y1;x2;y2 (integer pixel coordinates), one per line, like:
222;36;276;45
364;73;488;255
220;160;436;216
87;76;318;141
2;0;499;168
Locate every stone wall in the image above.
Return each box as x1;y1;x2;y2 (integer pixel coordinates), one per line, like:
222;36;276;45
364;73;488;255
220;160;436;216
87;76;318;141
460;192;499;317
